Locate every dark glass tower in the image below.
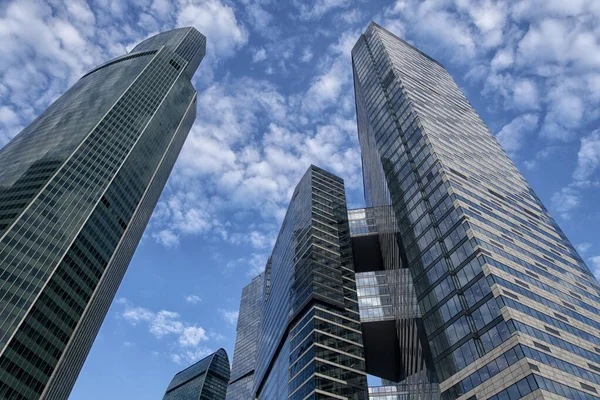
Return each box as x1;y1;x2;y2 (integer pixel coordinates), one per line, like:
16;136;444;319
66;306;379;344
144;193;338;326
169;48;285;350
253;165;368;399
227;272;264;399
0;27;206;399
353;22;600;399
163;349;230;400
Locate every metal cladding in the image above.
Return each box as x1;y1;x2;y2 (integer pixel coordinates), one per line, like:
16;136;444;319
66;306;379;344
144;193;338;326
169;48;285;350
353;21;600;400
227;273;265;399
0;27;205;399
163;348;230;400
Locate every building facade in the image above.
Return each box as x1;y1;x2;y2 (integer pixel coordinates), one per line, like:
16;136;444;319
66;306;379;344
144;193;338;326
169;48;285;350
163;348;230;400
227;272;265;399
0;27;206;399
352;22;600;399
252;165;368;399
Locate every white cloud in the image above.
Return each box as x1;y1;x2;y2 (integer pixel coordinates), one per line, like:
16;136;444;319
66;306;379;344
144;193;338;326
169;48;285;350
219;309;239;325
303;59;350;112
117;298;213;364
573;130;600;182
339;9;363;24
152;229;180;248
171;346;214;365
577;242;592;253
225;252;269;276
300;47;313;63
551;187;581;219
178;326;208;347
176;0;248;60
185;295;202;304
589;256;600;281
491;48;514;70
243;1;274;36
496;113;539;156
512;79;539;110
523;146;558;170
295;0;351;20
252;47;267;63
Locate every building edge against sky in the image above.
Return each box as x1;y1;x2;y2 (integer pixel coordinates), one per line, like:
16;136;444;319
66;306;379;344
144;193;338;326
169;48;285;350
250;165;368;399
352;21;600;399
163;348;230;400
0;27;205;399
227;273;265;399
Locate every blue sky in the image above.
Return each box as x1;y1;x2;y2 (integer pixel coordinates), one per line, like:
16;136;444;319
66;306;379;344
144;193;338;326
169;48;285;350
1;0;600;398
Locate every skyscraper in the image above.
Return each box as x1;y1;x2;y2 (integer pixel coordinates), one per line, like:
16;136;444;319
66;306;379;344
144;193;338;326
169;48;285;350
163;349;230;400
0;27;206;399
252;165;368;399
227;272;264;399
352;22;600;399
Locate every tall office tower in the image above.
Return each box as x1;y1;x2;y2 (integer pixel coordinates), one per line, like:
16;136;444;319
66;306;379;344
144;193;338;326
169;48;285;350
353;22;600;399
253;165;368;399
227;272;265;399
163;349;230;400
0;27;206;399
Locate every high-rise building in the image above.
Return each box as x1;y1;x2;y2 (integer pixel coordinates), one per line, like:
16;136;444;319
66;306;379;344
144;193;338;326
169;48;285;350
252;165;368;399
0;27;206;399
352;22;600;399
163;348;230;400
227;272;265;399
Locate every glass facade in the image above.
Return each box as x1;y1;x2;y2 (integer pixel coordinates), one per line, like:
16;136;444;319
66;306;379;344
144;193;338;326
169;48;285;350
349;207;436;395
227;272;264;400
0;27;206;400
253;165;368;399
163;348;230;400
352;21;600;399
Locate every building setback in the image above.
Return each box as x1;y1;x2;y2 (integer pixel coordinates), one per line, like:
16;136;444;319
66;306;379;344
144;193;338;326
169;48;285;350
352;22;600;399
252;165;368;399
163;349;230;400
0;27;205;399
227;272;265;399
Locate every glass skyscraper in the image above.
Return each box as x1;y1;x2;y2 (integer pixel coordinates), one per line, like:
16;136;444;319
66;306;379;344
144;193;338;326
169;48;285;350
252;165;368;399
163;348;230;400
227;272;264;399
0;27;205;399
352;22;600;399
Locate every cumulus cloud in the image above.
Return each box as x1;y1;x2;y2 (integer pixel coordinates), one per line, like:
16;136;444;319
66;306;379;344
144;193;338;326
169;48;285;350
379;0;600;218
226;252;269;276
185;295;203;304
550;130;600;218
577;242;593;254
171;346;214;365
176;0;248;59
117;298;214;364
219;309;239;325
148;68;362;248
573;130;600;183
295;0;352;20
589;256;600;281
551;187;580;219
252;48;267;63
496;114;539;156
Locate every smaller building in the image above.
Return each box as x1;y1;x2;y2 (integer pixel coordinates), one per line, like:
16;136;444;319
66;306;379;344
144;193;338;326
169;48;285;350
163;349;230;400
227;272;265;399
